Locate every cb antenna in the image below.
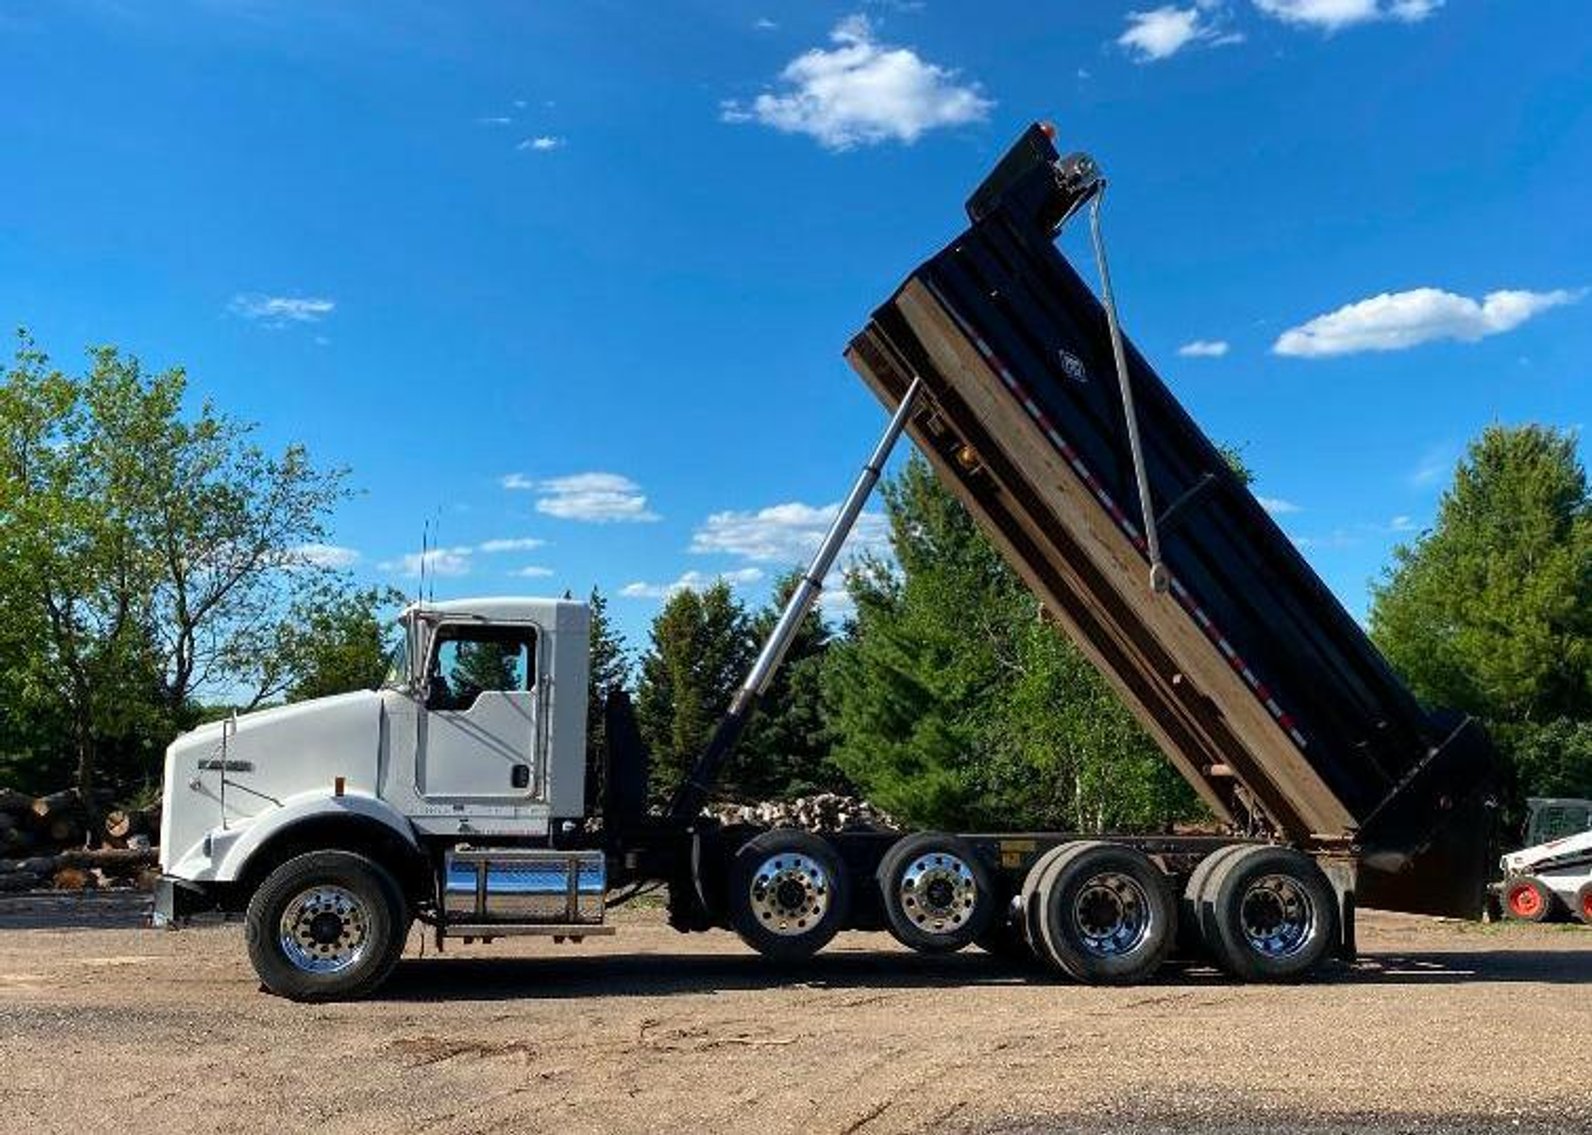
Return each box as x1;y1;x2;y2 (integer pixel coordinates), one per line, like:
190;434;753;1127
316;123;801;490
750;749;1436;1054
416;516;431;611
427;507;441;606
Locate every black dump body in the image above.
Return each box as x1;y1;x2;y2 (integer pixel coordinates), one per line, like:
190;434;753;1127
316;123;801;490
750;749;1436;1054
846;125;1499;917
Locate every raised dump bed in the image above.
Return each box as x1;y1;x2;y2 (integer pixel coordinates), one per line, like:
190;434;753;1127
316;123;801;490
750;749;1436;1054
845;124;1499;919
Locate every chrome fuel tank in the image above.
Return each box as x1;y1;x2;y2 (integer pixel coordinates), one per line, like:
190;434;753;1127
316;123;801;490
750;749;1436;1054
443;848;605;925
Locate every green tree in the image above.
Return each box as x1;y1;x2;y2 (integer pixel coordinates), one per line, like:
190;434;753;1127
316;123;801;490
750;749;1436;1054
279;586;405;703
0;332;351;799
582;586;631;815
586;587;630;757
731;570;845;800
1370;424;1590;798
824;455;1198;831
634;581;752;800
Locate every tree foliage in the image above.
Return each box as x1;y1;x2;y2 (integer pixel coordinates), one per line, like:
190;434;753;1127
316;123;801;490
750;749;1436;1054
635;581;753;799
280;586;405;703
1370;424;1591;799
731;570;844;800
0;332;354;796
824;455;1198;832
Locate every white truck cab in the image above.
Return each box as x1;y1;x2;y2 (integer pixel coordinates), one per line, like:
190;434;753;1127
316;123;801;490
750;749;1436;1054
156;597;604;997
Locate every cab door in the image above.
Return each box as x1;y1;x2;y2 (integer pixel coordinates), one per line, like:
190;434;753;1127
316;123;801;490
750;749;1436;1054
417;623;541;801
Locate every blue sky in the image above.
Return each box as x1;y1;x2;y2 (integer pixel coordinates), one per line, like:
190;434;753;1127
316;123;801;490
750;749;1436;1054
3;1;1587;650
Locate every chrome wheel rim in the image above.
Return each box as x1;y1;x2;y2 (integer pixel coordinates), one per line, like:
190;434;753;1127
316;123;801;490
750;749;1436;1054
749;853;831;937
279;885;371;973
898;852;978;935
1240;874;1316;959
1071;872;1152;957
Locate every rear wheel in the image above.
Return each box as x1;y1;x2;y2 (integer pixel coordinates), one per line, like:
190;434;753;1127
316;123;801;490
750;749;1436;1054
1200;846;1336;981
1576;882;1592;927
244;850;410;1002
876;833;994;954
1019;841;1093;951
1502;876;1555;923
1029;842;1175;984
1179;844;1251;956
728;830;850;961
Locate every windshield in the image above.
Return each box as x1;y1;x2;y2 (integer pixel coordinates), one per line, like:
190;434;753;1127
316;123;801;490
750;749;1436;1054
381;625;411;689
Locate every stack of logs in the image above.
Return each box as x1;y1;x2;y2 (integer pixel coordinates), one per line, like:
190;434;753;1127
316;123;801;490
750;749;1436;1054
713;793;899;833
0;787;160;893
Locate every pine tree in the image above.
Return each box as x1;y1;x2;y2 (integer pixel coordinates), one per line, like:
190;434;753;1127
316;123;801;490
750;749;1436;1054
583;586;631;812
635;581;753;799
824;454;1199;831
731;570;845;800
1370;424;1590;798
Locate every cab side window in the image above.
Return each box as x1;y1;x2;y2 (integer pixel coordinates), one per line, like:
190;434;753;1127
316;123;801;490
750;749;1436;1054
428;627;536;711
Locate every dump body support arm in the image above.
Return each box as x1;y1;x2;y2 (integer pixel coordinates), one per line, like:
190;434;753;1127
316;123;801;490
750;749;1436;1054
667;379;923;821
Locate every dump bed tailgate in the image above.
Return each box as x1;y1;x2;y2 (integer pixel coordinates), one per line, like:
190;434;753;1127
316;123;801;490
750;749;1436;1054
845;126;1497;915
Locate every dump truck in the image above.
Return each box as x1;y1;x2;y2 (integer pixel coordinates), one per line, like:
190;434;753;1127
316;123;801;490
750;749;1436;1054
154;122;1501;1001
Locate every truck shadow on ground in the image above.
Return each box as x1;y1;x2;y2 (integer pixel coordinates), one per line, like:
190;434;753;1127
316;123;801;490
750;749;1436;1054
374;942;1592;1002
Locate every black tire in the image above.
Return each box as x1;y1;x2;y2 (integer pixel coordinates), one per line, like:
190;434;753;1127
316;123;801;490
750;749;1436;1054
876;833;995;954
1502;876;1556;923
1019;841;1095;951
244;850;410;1002
1178;843;1252;956
1200;845;1337;981
1031;842;1175;984
1576;882;1592;927
728;830;850;961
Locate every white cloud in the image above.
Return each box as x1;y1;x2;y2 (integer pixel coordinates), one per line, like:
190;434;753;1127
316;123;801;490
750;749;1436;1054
1178;338;1230;357
1274;287;1581;357
517;135;564;152
1119;6;1224;62
1409;443;1456;487
1388;514;1418;533
1257;496;1301;515
290;542;360;569
754;17;778;30
477;115;512;126
477;537;547;553
690;501;889;563
379;546;473;578
512;565;555;578
721;14;991;150
1252;0;1442;31
228;294;334;326
620;568;764;600
519;472;660;523
1289;529;1360;551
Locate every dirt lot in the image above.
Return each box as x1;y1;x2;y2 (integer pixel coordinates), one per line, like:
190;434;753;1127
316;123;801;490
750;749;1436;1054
0;896;1587;1135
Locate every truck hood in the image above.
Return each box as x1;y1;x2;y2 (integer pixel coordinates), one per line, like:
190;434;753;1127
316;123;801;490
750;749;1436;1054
173;689;383;754
162;690;387;866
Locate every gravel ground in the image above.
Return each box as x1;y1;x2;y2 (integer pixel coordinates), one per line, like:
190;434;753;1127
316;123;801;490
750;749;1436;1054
0;895;1586;1134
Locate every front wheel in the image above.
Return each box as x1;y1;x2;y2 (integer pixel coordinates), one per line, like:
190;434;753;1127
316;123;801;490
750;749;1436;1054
245;850;410;1001
1502;876;1556;923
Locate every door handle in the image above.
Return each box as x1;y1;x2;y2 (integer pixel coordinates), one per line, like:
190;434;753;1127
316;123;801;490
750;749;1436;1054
511;764;531;790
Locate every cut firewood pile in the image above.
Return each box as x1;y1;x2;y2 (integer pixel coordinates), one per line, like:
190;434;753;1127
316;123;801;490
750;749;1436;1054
713;793;898;833
0;787;160;894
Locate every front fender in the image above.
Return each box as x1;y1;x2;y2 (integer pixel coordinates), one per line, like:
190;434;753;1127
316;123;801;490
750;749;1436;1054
210;791;420;883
